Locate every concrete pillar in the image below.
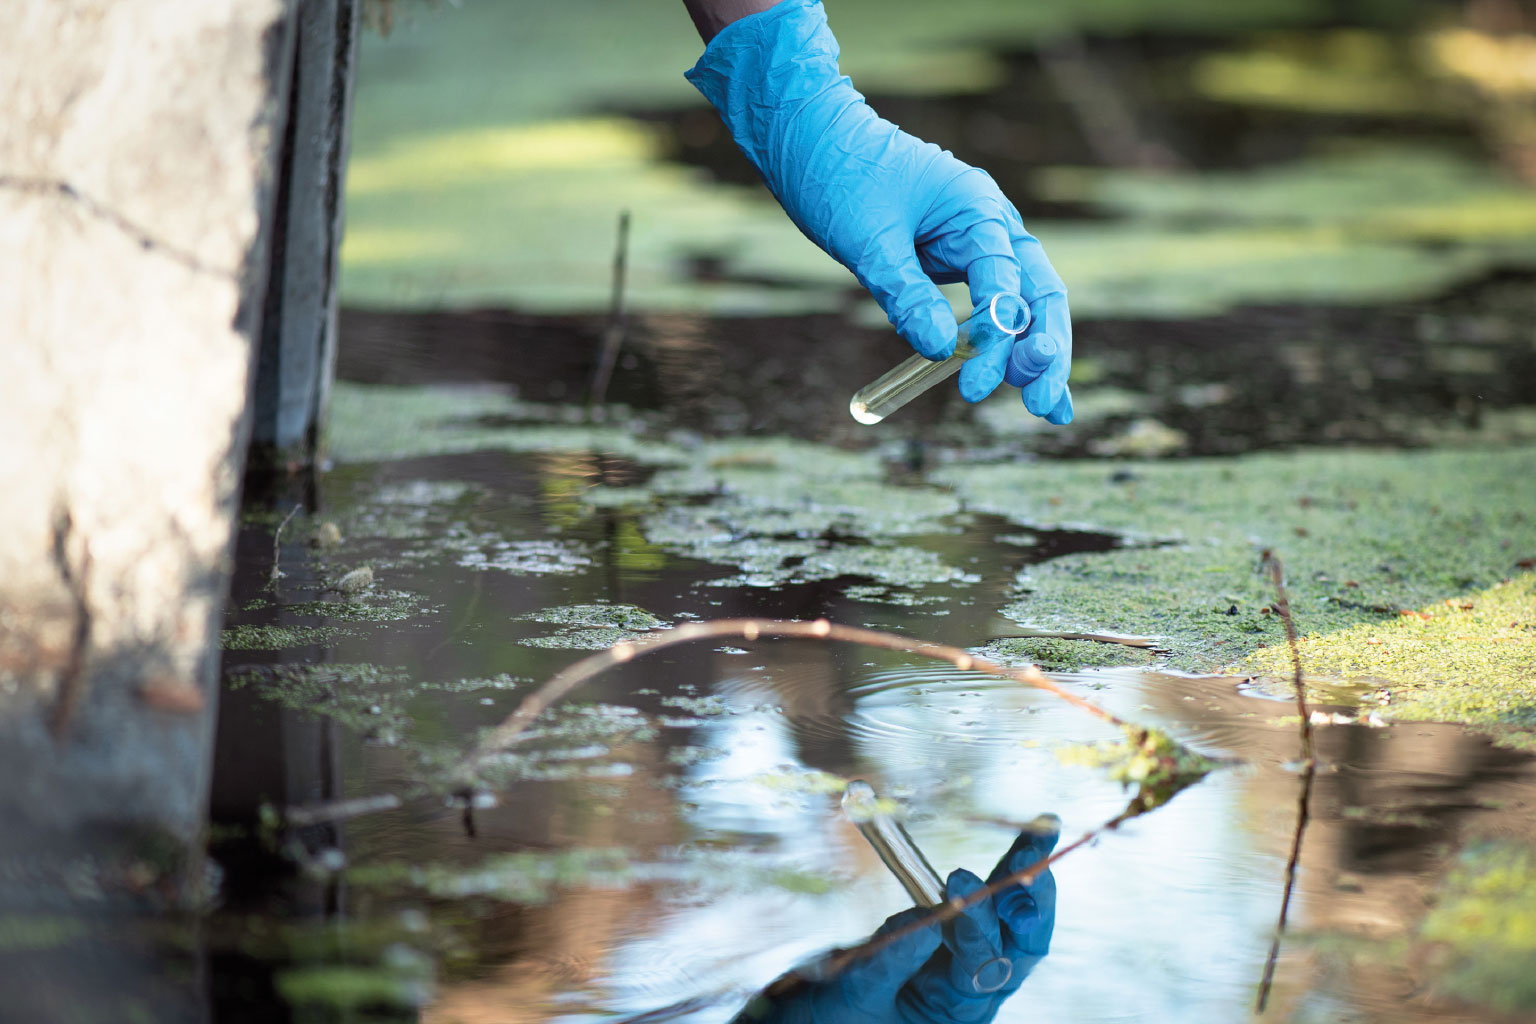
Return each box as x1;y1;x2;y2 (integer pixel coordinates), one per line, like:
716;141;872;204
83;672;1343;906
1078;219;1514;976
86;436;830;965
0;0;352;864
251;0;361;466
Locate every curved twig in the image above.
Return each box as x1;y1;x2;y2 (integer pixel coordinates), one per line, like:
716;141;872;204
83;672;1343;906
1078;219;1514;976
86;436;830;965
457;618;1124;781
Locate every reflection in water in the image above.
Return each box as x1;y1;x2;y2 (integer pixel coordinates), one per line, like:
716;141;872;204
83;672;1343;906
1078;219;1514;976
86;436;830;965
736;825;1058;1024
198;444;1536;1024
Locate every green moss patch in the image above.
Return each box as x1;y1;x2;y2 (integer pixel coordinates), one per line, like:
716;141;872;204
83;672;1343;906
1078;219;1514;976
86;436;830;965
1240;574;1536;740
934;446;1536;672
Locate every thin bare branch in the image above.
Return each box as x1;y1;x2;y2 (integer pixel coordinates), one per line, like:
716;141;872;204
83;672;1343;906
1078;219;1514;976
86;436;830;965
266;504;301;590
458;617;1124;780
1256;551;1318;1014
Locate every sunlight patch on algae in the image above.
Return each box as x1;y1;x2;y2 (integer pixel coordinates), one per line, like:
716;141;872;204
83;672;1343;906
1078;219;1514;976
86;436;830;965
1419;841;1536;1013
1240;574;1536;742
934;446;1536;673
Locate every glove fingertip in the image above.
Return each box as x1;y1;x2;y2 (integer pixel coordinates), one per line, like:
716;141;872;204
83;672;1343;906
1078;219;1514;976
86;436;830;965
944;867;985;900
1046;387;1074;426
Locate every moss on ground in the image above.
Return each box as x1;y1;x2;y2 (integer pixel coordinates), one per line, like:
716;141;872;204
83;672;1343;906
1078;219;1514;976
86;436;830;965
1241;574;1536;743
934;447;1536;673
1418;841;1536;1014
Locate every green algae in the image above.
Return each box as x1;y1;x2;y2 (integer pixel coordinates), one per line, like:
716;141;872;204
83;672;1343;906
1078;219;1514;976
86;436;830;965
934;446;1536;672
286;589;436;623
517;603;669;650
1057;725;1222;814
325;382;684;465
977;636;1158;672
582;438;973;590
220;624;354;651
225;663;418;740
519;603;668;631
1419;841;1536;1013
1240;574;1536;741
453;535;594;576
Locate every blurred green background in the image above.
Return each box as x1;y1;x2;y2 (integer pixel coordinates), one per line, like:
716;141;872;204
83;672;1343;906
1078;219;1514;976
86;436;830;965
342;0;1536;319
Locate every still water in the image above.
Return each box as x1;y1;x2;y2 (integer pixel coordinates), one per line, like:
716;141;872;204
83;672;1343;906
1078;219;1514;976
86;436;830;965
212;422;1536;1023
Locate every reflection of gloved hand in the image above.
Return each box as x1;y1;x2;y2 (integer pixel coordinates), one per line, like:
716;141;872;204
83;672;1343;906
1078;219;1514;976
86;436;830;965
901;819;1060;1024
735;820;1060;1024
686;0;1072;423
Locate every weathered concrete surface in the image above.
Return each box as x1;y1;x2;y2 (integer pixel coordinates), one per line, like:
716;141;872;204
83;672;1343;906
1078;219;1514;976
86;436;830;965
0;0;295;850
253;0;361;462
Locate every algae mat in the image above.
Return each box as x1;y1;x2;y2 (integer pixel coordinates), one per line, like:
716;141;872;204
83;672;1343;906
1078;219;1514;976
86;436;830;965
935;446;1536;681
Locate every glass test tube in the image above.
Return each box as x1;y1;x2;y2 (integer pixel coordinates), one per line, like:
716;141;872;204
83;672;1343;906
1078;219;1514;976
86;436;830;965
841;780;1014;993
849;294;1050;425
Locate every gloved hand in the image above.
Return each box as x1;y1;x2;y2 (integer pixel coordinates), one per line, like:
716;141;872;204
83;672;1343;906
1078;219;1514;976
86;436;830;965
734;819;1060;1024
686;0;1072;423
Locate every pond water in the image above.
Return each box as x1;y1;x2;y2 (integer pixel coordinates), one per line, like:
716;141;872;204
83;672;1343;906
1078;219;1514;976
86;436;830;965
208;401;1536;1023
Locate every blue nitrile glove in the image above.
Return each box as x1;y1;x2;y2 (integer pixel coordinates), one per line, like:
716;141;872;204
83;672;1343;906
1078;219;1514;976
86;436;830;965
686;0;1072;423
732;822;1059;1024
900;818;1060;1024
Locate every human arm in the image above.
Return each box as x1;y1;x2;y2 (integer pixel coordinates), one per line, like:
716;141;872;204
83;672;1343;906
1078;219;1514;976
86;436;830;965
682;0;1072;422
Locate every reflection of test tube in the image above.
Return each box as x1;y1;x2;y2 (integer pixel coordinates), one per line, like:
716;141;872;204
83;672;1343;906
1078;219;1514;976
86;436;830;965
841;780;1014;993
849;294;1054;425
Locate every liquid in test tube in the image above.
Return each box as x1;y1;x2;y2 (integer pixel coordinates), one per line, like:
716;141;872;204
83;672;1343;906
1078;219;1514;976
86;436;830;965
849;294;1054;425
841;780;1014;993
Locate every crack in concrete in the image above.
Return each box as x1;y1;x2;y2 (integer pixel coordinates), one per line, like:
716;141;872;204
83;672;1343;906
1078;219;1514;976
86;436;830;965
47;508;93;740
0;174;237;281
